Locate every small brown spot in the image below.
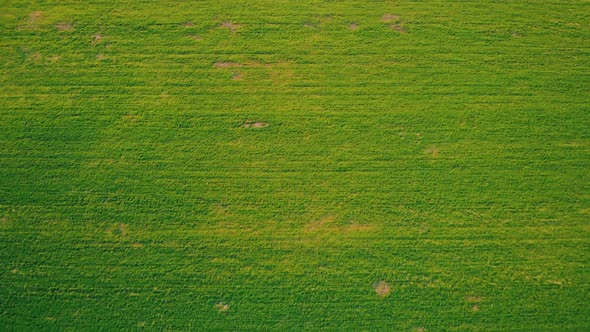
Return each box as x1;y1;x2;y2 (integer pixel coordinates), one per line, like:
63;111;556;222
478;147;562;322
96;54;105;60
20;11;43;29
243;122;268;128
55;22;74;32
29;52;42;61
466;296;482;302
374;281;391;298
424;147;440;157
182;21;195;27
28;11;43;23
304;22;315;28
91;33;103;45
382;13;400;23
220;21;240;32
390;24;405;32
472;305;479;312
511;31;523;37
214;302;230;312
415;328;426;332
231;72;243;80
348;23;359;31
49;55;60;62
189;34;203;41
131;242;143;248
118;223;127;236
214;62;242;68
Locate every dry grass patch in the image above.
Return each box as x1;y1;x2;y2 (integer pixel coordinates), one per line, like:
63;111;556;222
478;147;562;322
424;147;440;157
92;33;103;45
466;296;482;302
55;22;74;32
374;281;392;298
214;62;242;68
214;302;230;312
382;13;400;23
182;21;194;27
243;122;268;128
231;72;243;80
220;21;240;32
390;24;405;33
96;54;105;60
189;34;203;41
348;23;359;31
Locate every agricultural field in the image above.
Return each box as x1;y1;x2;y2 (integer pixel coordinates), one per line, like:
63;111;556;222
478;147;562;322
1;0;589;330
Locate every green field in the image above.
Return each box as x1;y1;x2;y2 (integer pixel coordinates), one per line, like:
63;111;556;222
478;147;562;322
1;0;589;330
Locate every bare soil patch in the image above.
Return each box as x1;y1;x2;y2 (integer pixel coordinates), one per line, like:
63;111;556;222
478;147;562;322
214;62;242;68
55;22;74;32
189;34;203;41
374;281;391;298
92;33;103;45
382;13;400;23
214;302;230;312
390;24;405;33
182;21;194;27
348;23;359;31
243;122;268;128
231;72;243;80
220;21;240;32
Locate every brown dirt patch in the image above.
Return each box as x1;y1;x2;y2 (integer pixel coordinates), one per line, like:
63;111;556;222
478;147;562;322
220;21;240;32
55;22;74;32
189;34;202;41
243;122;268;128
472;305;479;312
390;24;405;33
214;62;242;68
374;281;391;298
348;23;359;31
91;33;103;45
424;147;440;157
466;296;482;302
231;72;243;80
182;21;195;27
20;11;43;29
382;13;400;23
214;302;230;312
49;55;60;62
28;11;43;23
29;52;42;62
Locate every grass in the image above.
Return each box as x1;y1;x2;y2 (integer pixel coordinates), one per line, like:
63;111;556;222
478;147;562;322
1;0;589;330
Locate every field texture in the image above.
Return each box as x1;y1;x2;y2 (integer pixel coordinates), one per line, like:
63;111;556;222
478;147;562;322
1;0;589;330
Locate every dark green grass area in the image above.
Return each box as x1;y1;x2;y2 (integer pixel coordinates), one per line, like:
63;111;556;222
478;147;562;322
1;0;589;330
